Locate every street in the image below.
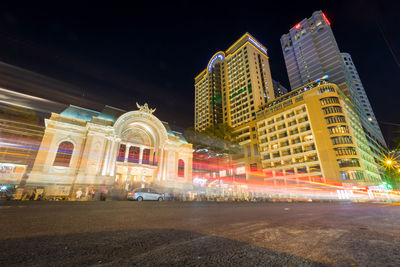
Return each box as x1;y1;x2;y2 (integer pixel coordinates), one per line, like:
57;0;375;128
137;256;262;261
0;201;399;266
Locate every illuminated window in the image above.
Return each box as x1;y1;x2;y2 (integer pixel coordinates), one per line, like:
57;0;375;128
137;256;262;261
117;144;126;162
53;141;74;167
142;149;151;164
178;159;185;177
337;158;360;168
331;136;353;145
128;146;140;163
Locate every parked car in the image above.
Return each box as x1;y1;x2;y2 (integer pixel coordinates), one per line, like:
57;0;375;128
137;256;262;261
127;188;164;201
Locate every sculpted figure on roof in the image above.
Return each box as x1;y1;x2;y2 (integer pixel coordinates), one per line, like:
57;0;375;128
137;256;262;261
136;102;156;114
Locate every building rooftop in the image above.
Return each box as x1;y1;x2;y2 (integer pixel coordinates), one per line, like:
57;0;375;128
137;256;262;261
60;105;188;142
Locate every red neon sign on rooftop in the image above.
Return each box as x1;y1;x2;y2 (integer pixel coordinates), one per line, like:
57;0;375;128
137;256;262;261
322;12;331;26
295;23;301;29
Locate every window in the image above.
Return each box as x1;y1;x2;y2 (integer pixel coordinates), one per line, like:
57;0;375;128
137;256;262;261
298;116;308;123
128;146;140;163
281;141;289;147
53;141;74;167
270;135;277;141
323;106;343;115
297;167;307;173
328;125;349;134
293;147;303;154
250;163;258;172
325;115;346;124
142;148;151;164
331;136;353;145
282;149;291;156
290;129;299;135
178;159;185;177
279;131;288;138
117;144;126;162
341;170;364;180
291;137;301;144
334;147;357;156
300;125;311;132
319;87;335;94
337;158;360;168
309;165;321;172
320;97;340;105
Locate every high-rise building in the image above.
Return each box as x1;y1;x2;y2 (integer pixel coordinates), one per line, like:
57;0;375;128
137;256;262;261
340;53;385;155
194;33;275;131
272;79;289;98
235;78;382;185
280;10;386;164
280;11;345;89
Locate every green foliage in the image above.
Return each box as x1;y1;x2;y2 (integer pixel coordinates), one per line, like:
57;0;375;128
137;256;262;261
184;123;241;154
382;167;400;189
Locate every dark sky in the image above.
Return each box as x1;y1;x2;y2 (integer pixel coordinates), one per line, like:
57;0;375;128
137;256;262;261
0;1;399;144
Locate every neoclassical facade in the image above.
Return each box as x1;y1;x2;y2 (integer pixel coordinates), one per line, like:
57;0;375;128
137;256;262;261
28;104;193;194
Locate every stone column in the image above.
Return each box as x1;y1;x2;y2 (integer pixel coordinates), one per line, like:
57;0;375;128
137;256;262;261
157;148;164;181
106;139;116;175
110;139;120;176
101;138;111;176
124;144;130;163
162;149;168;181
138;146;144;164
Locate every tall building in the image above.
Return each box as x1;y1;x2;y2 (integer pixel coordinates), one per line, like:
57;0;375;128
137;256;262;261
272;79;289;98
280;11;346;89
235;77;382;185
280;10;386;164
340;53;385;155
195;33;275;131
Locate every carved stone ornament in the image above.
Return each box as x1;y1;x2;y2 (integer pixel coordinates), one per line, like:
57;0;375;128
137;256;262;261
136;102;156;114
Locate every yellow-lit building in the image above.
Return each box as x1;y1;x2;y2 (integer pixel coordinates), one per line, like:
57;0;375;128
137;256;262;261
235;77;382;185
194;33;275;131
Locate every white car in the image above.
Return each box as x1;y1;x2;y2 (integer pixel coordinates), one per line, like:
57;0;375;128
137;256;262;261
127;188;164;201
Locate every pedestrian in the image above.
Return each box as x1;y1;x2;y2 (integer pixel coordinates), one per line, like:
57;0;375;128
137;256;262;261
90;189;95;199
22;188;29;201
76;189;83;200
100;188;107;201
29;189;36;201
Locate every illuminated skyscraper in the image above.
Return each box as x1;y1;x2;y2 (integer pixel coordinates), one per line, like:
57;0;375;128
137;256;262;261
280;10;386;157
272;79;289;98
194;33;275;131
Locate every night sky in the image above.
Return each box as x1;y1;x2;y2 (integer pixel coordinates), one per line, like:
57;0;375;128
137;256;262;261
0;1;399;145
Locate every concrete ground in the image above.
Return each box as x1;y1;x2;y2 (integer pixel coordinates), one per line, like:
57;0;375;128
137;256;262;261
0;201;399;266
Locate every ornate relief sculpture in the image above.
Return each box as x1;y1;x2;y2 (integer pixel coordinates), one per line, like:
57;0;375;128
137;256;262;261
136;102;156;114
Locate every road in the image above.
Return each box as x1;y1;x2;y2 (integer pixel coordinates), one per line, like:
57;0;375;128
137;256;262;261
0;201;399;266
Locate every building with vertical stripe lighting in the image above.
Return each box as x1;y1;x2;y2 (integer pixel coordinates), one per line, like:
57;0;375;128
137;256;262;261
194;33;277;132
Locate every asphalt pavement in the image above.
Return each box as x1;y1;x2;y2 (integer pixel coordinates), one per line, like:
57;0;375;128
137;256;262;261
0;201;399;266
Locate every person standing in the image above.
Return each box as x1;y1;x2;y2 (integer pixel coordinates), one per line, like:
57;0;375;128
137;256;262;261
76;189;83;200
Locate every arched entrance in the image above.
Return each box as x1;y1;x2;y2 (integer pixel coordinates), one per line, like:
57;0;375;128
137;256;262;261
112;109;168;190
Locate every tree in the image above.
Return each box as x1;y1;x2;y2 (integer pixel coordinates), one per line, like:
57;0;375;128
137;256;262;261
184;123;241;154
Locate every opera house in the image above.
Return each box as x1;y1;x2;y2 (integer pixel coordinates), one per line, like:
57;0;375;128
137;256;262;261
27;103;193;195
